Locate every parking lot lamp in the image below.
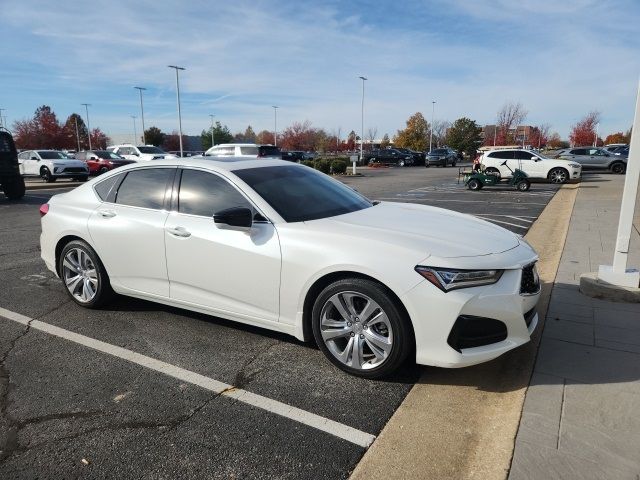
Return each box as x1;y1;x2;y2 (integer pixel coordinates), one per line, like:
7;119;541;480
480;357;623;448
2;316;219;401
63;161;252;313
168;66;186;157
272;106;278;146
81;104;92;150
131;115;137;145
359;76;367;163
0;108;5;128
134;87;147;144
429;101;435;152
594;122;599;147
598;81;640;287
209;114;215;147
74;117;81;151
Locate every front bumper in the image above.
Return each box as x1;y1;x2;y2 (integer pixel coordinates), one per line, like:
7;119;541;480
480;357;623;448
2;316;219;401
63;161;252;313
401;253;540;368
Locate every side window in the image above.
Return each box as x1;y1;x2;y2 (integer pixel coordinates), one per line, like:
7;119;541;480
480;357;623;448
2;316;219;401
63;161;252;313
93;173;123;201
514;150;533;160
18;152;29;160
178;169;251;217
115;168;173;209
570;149;585;155
491;151;513;159
76;152;86;160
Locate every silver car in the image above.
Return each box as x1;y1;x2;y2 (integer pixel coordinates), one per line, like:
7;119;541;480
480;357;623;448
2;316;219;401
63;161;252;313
556;147;626;174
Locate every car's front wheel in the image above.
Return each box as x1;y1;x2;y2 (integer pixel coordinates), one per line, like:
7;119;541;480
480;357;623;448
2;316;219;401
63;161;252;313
610;162;626;174
40;167;56;183
547;167;568;184
312;278;412;378
59;240;113;308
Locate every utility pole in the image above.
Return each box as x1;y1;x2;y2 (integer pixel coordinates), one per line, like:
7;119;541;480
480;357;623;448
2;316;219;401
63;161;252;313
131;115;137;145
74;117;81;151
81;103;92;150
272;106;278;146
359;76;367;164
0;108;5;128
134;87;147;144
209;114;215;148
168;66;186;157
429;101;436;152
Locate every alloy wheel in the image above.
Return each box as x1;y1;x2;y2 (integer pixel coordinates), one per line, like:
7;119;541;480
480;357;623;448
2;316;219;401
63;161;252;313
549;169;567;184
319;291;393;370
62;248;99;303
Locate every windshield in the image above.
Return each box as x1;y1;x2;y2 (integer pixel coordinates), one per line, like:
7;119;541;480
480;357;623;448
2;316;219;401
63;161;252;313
38;151;69;159
137;146;166;154
234;165;373;222
430;149;447;155
95;151;124;160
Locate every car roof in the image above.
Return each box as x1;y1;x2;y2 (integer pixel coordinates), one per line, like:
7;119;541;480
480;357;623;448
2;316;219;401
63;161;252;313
121;156;295;172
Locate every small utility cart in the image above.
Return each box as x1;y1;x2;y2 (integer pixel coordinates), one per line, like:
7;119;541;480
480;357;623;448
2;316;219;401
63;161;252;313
459;160;531;192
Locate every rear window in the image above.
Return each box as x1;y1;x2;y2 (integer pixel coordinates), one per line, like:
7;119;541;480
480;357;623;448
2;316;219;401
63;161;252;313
94;173;122;201
115;168;173;209
137;146;166;154
95;151;123;160
487;151;514;159
240;146;259;155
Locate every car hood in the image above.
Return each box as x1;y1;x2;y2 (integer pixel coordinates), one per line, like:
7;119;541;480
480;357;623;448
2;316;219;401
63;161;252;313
311;202;520;258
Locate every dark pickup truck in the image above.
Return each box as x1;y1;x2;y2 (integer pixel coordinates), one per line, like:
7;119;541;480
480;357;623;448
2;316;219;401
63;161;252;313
363;148;413;167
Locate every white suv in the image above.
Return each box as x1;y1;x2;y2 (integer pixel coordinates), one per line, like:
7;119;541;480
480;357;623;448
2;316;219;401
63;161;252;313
107;144;177;162
17;150;89;183
204;143;281;159
480;149;581;184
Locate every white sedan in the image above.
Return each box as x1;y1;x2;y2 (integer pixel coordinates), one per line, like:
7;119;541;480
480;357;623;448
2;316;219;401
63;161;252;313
39;158;540;378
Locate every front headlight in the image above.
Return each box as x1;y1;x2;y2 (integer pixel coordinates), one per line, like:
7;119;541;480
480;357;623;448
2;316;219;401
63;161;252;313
415;266;504;292
568;163;581;168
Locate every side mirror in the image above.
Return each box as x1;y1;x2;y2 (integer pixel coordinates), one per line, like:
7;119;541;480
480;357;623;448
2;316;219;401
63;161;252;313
31;157;38;161
90;156;98;160
214;207;253;228
531;156;539;161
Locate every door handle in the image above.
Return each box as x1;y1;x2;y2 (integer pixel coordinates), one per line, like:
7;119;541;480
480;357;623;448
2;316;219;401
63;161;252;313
98;209;116;218
166;226;191;238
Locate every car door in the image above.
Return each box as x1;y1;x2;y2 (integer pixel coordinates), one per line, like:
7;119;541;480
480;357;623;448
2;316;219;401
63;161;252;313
512;150;538;177
164;168;281;323
589;148;610;169
567;149;589;167
87;167;175;297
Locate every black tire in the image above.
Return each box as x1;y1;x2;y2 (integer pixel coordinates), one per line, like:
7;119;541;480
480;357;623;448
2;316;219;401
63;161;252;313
467;178;482;190
58;240;114;308
610;162;626;174
485;167;501;179
311;278;412;379
2;177;26;200
516;180;531;191
425;162;430;168
451;162;456;167
98;167;109;175
40;167;56;183
547;167;568;184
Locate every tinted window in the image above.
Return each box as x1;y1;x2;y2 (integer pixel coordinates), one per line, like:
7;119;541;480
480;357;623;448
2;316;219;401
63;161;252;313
488;151;514;159
234;165;372;222
38;151;68;159
94;173;122;201
431;149;447;154
570;149;587;155
138;146;165;154
514;150;534;160
240;146;259;155
259;146;281;157
178;169;250;217
116;168;173;209
95;150;123;159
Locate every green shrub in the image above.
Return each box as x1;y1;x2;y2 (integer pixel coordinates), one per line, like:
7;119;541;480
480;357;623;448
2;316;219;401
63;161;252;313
301;160;315;168
315;159;331;174
331;159;347;174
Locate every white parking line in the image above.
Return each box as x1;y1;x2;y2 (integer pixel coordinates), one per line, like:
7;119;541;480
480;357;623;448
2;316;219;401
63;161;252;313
0;307;375;448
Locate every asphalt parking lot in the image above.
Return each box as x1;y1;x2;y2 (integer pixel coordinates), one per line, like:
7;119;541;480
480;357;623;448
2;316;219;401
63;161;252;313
0;167;560;478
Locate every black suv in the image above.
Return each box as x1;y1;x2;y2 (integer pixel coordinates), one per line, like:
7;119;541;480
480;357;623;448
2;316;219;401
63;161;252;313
0;129;26;200
395;148;426;166
426;148;458;167
363;149;413;167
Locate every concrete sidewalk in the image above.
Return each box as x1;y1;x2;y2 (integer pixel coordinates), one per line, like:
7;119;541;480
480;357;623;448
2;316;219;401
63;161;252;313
510;173;640;479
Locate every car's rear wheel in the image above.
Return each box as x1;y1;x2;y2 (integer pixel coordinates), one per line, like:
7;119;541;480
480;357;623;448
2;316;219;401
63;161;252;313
40;167;56;183
548;168;568;184
610;162;626;174
99;166;109;175
485;167;501;179
312;278;412;378
59;240;113;308
398;159;405;167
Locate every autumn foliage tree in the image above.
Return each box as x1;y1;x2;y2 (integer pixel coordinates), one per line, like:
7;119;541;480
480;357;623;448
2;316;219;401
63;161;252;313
546;132;568;149
604;132;627;145
394;112;430;151
278;120;326;151
445;117;482;156
569;111;600;147
496;102;528;145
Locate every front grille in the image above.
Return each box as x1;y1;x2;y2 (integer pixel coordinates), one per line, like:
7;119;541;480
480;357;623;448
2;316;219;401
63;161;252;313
63;167;86;173
520;263;540;295
447;315;508;352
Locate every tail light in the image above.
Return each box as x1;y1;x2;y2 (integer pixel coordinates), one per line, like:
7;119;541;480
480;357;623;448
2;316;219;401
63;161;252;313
39;204;49;217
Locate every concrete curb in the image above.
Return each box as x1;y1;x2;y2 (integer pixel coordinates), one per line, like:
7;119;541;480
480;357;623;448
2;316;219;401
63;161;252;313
579;272;640;302
350;183;580;480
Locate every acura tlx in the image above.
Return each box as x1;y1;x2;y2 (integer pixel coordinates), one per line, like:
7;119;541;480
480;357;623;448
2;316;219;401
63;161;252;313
39;158;540;378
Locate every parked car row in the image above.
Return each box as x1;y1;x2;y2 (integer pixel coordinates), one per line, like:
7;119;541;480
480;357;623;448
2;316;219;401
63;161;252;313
553;147;627;174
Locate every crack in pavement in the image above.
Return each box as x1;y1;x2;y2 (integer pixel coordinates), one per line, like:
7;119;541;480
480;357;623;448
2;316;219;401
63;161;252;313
232;342;281;390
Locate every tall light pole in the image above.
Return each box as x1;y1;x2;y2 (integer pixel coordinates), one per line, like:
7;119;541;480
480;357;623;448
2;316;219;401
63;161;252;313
429;100;436;152
594;122;599;147
209;114;216;147
134;87;147;144
359;76;367;164
272;106;279;146
81;103;92;150
0;108;5;128
131;115;138;145
74;117;81;151
168;65;186;157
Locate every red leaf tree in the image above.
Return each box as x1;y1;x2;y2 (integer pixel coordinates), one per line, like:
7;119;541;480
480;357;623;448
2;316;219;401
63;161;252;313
604;132;627;145
569;111;600;147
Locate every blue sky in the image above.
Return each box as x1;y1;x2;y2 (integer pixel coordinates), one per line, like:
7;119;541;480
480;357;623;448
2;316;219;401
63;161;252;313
1;0;639;140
